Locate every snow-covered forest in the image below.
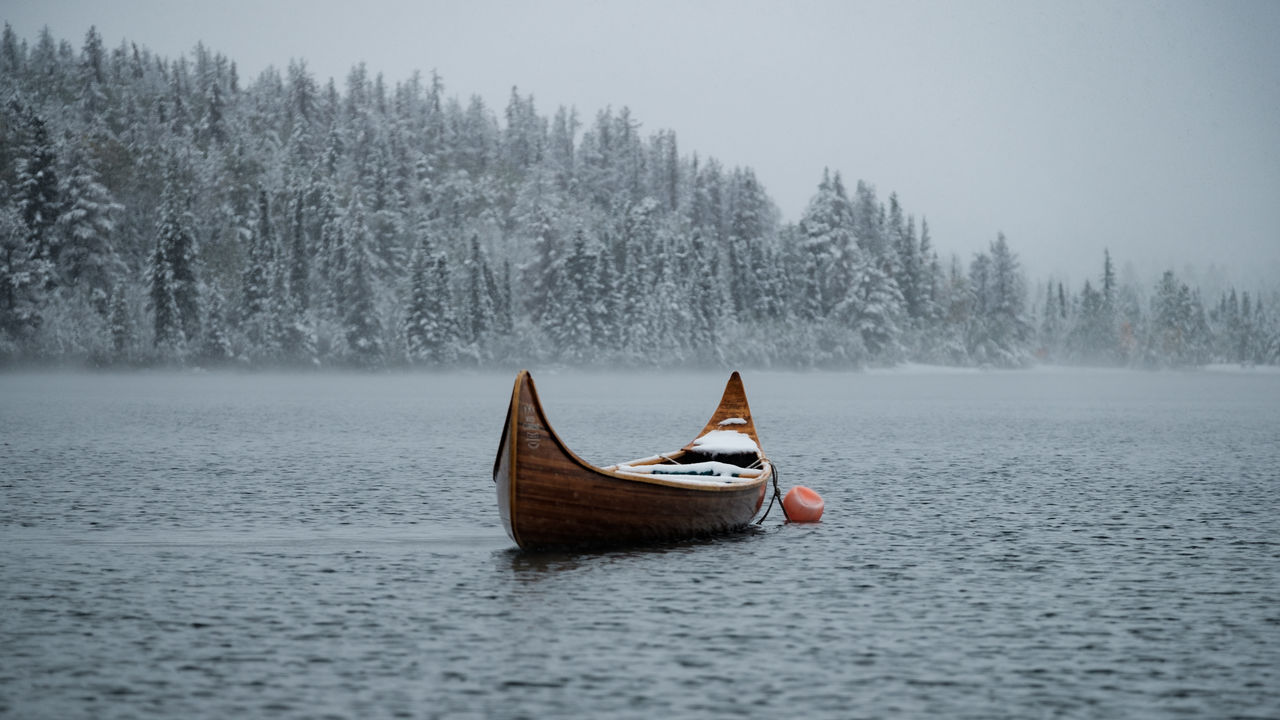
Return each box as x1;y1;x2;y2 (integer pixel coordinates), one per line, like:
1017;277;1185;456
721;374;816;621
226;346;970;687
3;25;1278;369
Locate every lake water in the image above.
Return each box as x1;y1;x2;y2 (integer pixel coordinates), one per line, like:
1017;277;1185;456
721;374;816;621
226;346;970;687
2;368;1278;719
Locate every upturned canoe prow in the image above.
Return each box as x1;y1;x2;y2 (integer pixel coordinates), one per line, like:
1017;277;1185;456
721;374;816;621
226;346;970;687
685;370;764;453
493;370;771;551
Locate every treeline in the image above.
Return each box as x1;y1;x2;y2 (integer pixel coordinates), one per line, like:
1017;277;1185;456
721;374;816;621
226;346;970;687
2;25;1277;369
1036;252;1279;368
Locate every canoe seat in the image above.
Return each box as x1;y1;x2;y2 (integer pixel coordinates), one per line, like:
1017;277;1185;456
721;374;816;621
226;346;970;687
681;450;759;469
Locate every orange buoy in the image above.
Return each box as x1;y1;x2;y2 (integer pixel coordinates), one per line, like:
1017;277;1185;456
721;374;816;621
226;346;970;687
783;485;824;523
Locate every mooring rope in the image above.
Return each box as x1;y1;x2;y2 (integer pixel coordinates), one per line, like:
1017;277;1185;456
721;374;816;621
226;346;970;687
755;461;790;524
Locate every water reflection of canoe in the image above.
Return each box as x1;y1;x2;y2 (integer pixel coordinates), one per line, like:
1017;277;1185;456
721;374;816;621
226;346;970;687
493;371;771;551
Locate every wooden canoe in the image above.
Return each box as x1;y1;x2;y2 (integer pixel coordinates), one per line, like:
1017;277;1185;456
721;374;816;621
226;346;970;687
493;371;771;551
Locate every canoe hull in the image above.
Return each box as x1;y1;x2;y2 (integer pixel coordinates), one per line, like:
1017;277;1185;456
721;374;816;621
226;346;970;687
494;371;769;551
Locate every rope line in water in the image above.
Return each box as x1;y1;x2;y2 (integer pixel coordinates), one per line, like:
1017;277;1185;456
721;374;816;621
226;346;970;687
756;462;790;524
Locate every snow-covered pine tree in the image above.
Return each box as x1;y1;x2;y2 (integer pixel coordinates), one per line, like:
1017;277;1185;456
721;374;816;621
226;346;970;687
0;23;23;81
148;222;180;352
615;199;659;354
482;254;507;338
1102;249;1116;309
199;285;232;364
198;76;227;148
647;237;690;362
840;257;904;361
916;218;940;325
851;180;885;258
108;284;134;361
1040;279;1062;359
431;253;458;363
515;172;562;325
500;87;544;181
690;156;724;244
495;258;514;336
404;240;432;363
893;211;918;321
1238;290;1254;364
883;192;908;306
726;167;770;320
546;105;577;192
1147;269;1210;367
552;227;593;361
57;146;124;314
930;254;971;365
971;233;1031;366
0;203;44;349
16;107;60;291
149;166;200;353
288;191;309;312
464;234;495;349
966;250;992;362
688;228;724;353
795;247;823;323
798;169;856;317
241;189;273;352
341;208;382;366
648;129;680;213
403;231;458;365
78;26;108;122
1067;279;1107;363
316;184;342;309
589;245;619;350
268;237;313;363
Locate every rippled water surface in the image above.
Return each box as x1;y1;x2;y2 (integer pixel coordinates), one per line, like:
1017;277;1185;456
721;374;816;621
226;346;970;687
2;369;1278;719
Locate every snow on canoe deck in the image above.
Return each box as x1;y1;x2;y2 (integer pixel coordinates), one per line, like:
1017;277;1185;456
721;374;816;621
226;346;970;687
611;460;763;486
690;429;761;456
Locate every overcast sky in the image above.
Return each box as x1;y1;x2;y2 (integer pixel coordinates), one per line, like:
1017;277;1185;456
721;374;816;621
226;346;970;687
6;0;1279;287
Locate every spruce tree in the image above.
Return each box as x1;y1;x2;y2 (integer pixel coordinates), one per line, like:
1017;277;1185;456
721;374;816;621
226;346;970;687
0;204;43;345
465;235;494;346
0;23;23;79
16;109;60;290
798;169;856;316
842;260;904;360
148;167;200;355
404;242;432;363
688;229;723;348
169;204;199;339
494;258;514;336
898;213;923;321
342;222;382;366
148;227;179;351
241;189;273;351
553;228;593;360
108;285;133;361
916;219;939;324
57;147;123;313
431;253;458;362
288;191;309;312
589;249;617;348
199;286;232;364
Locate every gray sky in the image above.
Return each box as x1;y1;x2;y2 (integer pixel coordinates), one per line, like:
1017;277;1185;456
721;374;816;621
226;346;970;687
6;0;1279;288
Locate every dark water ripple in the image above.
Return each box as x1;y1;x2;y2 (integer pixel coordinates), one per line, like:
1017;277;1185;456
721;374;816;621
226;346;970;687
2;370;1279;719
